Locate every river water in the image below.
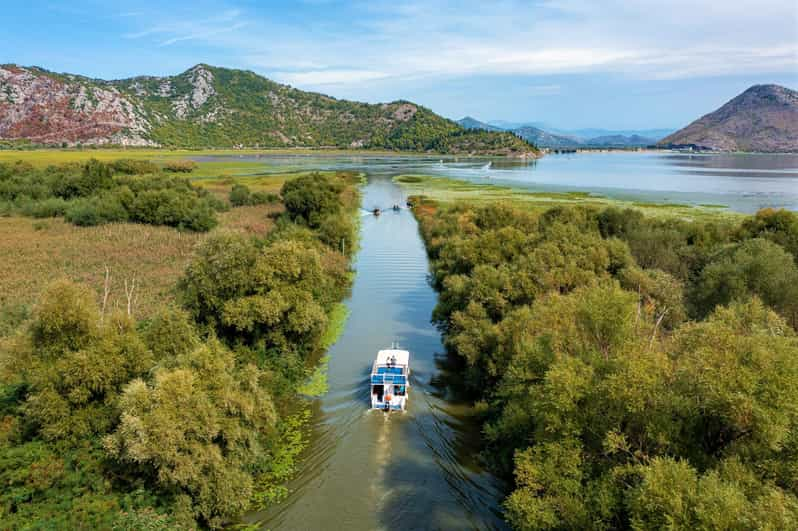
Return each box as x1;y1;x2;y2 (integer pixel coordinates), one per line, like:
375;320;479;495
247;175;507;530
222;151;798;530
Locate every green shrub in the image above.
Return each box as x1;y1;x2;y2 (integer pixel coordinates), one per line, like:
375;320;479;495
281;173;342;227
64;194;129;226
128;190;217;231
53;159;114;199
162;160;197;173
19;197;71;218
229;183;252;207
111;159;159;175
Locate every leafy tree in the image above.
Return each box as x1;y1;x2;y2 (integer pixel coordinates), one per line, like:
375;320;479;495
691;238;798;327
738;208;798;261
5;281;154;443
229;183;253;207
180;233;347;360
281;173;342;227
105;338;277;527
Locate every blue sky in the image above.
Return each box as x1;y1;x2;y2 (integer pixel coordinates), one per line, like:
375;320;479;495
2;0;796;130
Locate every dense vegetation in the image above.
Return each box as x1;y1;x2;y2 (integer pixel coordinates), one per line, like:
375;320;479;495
414;200;798;529
0;159;223;231
0;172;359;528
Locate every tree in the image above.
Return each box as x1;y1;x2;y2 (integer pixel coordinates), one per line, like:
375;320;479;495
281;173;342;227
692;238;798;327
5;281;153;443
738;208;798;261
229;183;252;207
105;338;276;527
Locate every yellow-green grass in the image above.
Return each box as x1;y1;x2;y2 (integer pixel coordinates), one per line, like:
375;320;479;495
0;148;411;167
192;170;354;199
395;174;745;223
0;203;280;328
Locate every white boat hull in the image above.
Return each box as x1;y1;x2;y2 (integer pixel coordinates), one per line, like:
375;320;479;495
370;348;410;412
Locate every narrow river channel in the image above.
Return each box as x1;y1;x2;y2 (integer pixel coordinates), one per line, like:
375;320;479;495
248;174;507;530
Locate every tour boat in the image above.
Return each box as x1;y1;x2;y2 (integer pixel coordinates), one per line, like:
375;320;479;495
370;348;410;411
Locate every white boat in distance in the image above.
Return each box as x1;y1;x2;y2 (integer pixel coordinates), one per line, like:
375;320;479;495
370;348;410;411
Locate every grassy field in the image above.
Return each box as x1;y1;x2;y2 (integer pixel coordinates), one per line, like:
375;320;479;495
0;147;407;167
0;203;281;334
0;148;372;337
395;174;745;223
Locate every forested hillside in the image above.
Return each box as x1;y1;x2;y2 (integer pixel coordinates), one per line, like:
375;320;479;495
414;199;798;529
0;170;360;528
0;64;538;156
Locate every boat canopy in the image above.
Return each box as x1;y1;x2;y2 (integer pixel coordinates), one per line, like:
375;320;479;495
375;349;409;366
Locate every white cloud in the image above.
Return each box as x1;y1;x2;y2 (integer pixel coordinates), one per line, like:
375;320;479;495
273;69;391;85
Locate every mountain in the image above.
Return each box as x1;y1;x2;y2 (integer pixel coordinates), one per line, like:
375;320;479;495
567;128;672;140
586;134;658;147
659;84;798;152
513;126;581;148
0;64;537;156
483;119;671;148
457;116;502;132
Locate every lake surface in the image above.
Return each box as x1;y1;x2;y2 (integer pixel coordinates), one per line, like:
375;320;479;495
198;151;798;214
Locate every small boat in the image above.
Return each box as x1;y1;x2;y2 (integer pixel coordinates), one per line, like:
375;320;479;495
370;348;410;411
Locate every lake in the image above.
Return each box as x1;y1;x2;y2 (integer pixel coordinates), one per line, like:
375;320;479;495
198;151;798;214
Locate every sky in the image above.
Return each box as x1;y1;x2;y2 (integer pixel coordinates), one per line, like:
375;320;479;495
2;0;797;130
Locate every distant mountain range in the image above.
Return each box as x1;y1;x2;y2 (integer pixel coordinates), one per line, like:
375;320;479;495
457;116;503;132
659;84;798;152
0;64;537;156
457;117;670;148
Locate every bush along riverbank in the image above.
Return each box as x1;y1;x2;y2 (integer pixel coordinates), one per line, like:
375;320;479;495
0;172;360;529
411;197;798;529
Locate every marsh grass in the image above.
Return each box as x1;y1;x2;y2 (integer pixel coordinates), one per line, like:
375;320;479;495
395;173;740;222
0;204;278;326
298;303;351;397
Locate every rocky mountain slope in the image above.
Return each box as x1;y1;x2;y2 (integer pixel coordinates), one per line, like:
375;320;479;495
0;64;537;156
660;84;798;152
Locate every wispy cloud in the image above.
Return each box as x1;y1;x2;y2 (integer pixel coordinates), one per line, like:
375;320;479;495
159;21;248;47
124;8;247;47
273;69;391;85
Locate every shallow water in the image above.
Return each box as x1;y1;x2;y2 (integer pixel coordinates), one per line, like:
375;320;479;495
197;151;798;213
246;175;507;530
